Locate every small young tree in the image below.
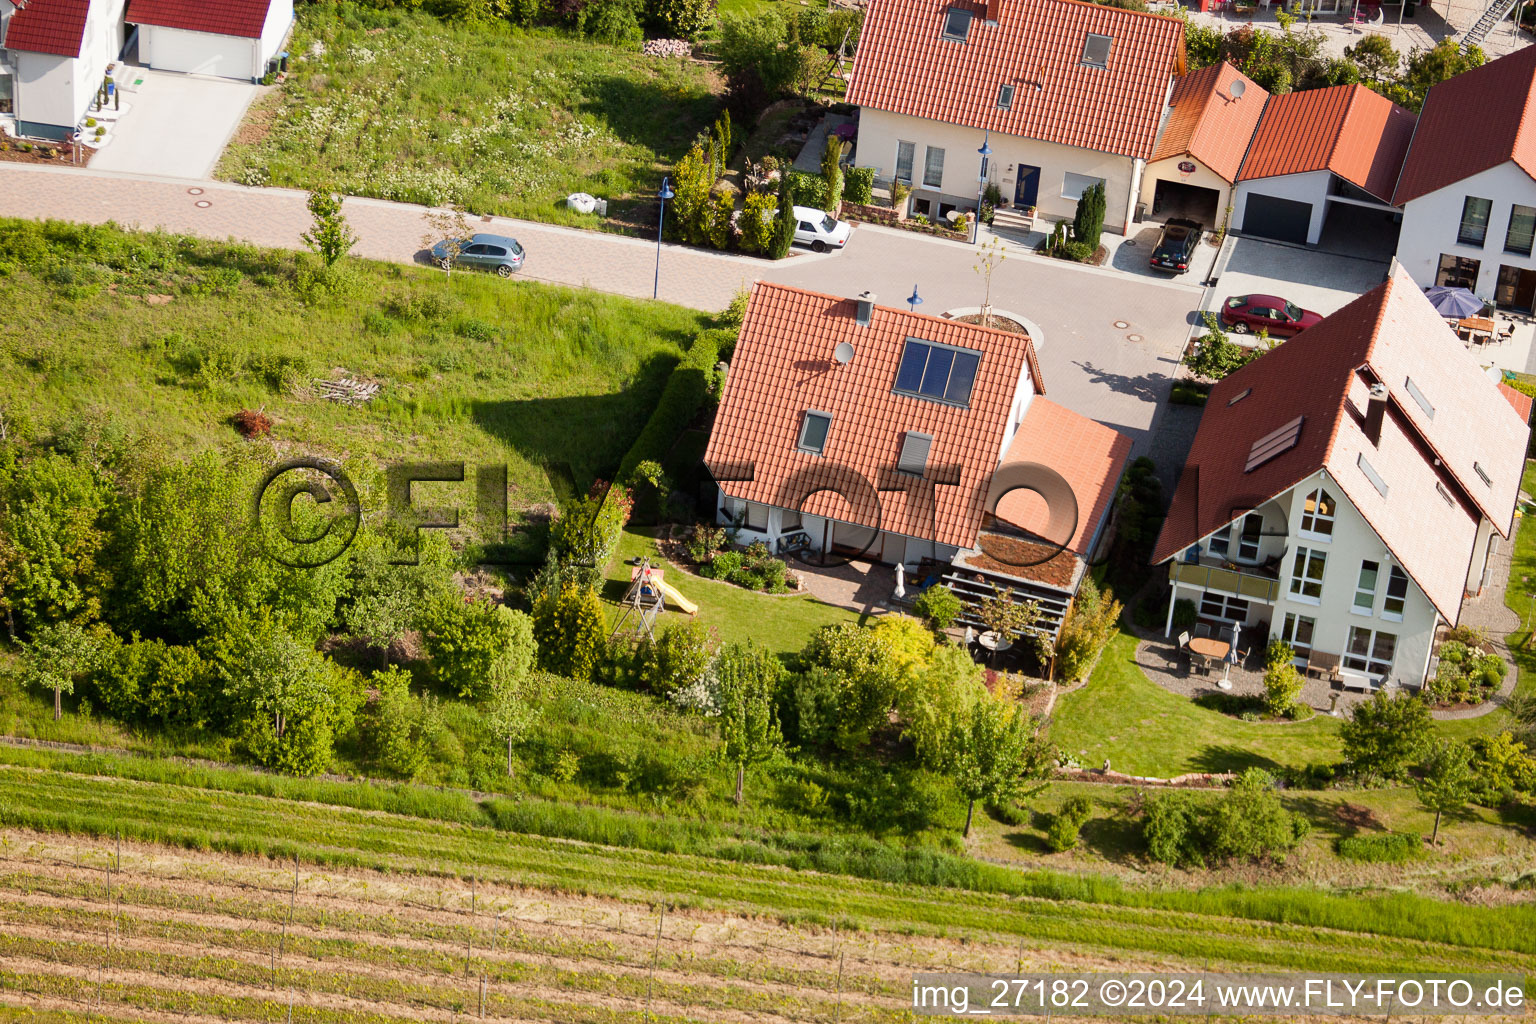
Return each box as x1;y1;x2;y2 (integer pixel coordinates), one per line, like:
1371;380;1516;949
1184;314;1258;380
421;598;537;701
770;174;796;259
972;238;1008;325
820;133;844;215
483;666;534;778
912;584;962;632
978;584;1039;640
420;204;474;277
369;666;427;779
1416;739;1474;845
946;694;1050;838
1071;181;1106;251
301;187;357;269
1344;33;1399;82
1341;688;1433;781
22;620;101;721
1262;640;1304;718
714;642;784;804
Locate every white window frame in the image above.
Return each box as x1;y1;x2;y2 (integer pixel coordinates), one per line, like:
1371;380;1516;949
1298;487;1335;540
1289;545;1327;604
1061;172;1104;201
1352;559;1380;616
797;410;832;454
1344;626;1397;678
1381;565;1409;622
1280;612;1316;662
1199;592;1248;623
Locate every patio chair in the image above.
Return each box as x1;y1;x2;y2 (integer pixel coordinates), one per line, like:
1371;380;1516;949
1217;625;1235;645
1498;322;1516;343
1194;622;1213;640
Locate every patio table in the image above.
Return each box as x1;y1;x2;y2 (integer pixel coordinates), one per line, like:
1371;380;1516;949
1458;316;1495;341
1187;637;1230;661
1338;667;1374;692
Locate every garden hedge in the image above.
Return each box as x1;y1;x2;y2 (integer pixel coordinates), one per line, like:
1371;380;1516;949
616;327;726;483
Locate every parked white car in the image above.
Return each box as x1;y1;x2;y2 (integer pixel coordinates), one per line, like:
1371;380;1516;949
791;206;852;252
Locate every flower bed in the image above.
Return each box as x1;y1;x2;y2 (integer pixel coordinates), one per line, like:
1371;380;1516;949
1426;636;1506;706
839;202;968;241
682;524;800;594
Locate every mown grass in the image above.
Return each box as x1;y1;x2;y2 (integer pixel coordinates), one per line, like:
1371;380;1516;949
3;752;1535;969
603;527;862;656
0;218;706;502
218;2;723;226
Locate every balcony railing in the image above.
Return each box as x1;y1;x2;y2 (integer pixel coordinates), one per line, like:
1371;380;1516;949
1168;561;1280;602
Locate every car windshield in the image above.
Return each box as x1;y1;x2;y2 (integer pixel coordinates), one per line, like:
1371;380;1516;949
509;241;524;256
1227;297;1246;309
1283;301;1303;321
820;214;838;233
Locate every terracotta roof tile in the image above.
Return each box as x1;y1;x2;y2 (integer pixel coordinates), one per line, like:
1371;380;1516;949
1238;84;1415;202
847;0;1185;160
127;0;275;38
1153;265;1529;622
1394;45;1536;204
4;0;90;58
704;283;1040;550
1499;382;1534;423
1149;62;1268;183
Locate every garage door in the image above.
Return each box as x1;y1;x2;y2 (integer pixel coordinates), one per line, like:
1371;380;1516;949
1241;194;1312;245
143;26;254;81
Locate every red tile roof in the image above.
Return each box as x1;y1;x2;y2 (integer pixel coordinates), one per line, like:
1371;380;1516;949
1238;84;1416;202
1153;265;1529;622
994;397;1132;558
127;0;275;38
3;0;90;57
1499;382;1534;423
704;283;1042;550
1149;62;1268;183
1393;45;1536;205
847;0;1186;160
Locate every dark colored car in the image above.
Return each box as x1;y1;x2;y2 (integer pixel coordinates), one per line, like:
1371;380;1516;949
430;233;525;277
1149;218;1202;273
1218;293;1324;337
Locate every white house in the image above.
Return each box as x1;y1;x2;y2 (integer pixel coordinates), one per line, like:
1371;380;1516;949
1152;264;1531;689
127;0;293;83
1393;45;1536;313
1231;83;1415;247
703;282;1131;637
845;0;1186;233
0;0;128;141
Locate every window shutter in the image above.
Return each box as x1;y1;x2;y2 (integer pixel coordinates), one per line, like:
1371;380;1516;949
898;432;933;475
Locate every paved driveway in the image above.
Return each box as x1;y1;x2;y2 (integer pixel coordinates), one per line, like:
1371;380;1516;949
89;71;259;179
762;223;1203;458
1208;236;1390;323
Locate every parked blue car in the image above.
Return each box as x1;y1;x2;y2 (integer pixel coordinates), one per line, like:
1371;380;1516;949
430;233;525;276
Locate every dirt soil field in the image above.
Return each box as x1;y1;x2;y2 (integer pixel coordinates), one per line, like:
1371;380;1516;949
0;829;1523;1024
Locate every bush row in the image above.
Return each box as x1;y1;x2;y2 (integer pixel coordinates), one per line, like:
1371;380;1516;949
615;328;725;484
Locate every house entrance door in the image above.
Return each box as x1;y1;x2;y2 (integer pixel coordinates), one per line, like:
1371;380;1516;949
1013;166;1040;209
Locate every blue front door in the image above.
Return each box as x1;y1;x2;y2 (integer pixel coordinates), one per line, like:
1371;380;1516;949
1014;165;1040;208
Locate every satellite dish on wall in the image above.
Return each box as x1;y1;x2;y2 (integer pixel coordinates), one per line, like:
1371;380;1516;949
833;342;856;365
1228;80;1247;101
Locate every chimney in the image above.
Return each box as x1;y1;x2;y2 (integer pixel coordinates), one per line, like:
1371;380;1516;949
984;0;1001;23
855;291;876;327
1364;382;1389;446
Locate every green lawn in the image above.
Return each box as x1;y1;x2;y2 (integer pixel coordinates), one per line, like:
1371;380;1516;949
1050;633;1344;777
218;3;723;226
603;527;860;656
0;218;707;505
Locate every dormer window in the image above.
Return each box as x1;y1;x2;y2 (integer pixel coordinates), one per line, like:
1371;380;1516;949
996;83;1015;109
942;8;972;42
1080;32;1112;68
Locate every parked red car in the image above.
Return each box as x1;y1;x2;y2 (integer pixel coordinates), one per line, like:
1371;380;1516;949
1218;294;1323;337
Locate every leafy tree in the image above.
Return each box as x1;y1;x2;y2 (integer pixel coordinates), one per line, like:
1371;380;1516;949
93;636;213;727
637;618;717;694
1467;731;1536;802
1393;39;1485;110
714;642;784;804
0;451;112;632
483;666;535;778
1416;740;1473;845
1345;33;1399;82
532;584;607;680
897;644;988;768
770;174;796;260
1143;791;1202;866
1262;639;1304;717
1046;796;1094;852
420;204;475;276
801;616;934;751
946;694;1049;837
1207;768;1305;863
578;0;643;44
1184;314;1259;380
368;666;427;779
1341;688;1432;781
1054;577;1122;682
421;597;536;700
301;188;357;269
978;584;1040;640
1071;181;1106;251
739;190;778;254
820;133;844;215
912;584;962;632
341;531;456;669
22;620;103;720
549;485;630;568
717;10;817;113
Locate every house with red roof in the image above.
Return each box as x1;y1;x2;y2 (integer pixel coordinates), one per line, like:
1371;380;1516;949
1393;45;1536;312
128;0;293;83
1137;62;1268;230
703;282;1131;637
1230;82;1415;247
845;0;1185;233
1151;264;1530;689
0;0;129;140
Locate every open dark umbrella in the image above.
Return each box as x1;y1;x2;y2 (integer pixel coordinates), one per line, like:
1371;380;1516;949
1423;286;1485;318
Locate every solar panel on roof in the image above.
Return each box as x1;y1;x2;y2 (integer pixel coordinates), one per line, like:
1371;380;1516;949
1358;453;1389;497
1244;415;1304;473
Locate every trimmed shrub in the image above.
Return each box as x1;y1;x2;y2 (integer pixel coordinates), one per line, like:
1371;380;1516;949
1046;796;1094;852
770;176;795;259
842;167;875;205
1072;181;1106;249
636;619;717;694
616;329;723;483
787;171;828;210
739;190;778;254
913;585;962;631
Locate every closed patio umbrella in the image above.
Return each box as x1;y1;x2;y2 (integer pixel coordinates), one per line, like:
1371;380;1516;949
893;562;906;600
1423;286;1485;318
1219;622;1241;690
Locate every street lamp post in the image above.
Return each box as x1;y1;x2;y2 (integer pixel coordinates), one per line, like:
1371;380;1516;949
653;176;674;300
907;285;923;313
973;131;992;245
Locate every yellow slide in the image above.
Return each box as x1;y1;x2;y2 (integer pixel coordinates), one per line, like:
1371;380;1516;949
658;580;698;615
